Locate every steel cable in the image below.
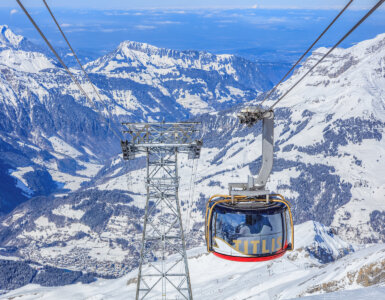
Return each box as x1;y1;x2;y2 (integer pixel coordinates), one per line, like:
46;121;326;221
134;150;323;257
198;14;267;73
42;0;117;136
268;0;385;110
186;158;199;234
258;0;354;109
185;158;195;232
16;0;122;140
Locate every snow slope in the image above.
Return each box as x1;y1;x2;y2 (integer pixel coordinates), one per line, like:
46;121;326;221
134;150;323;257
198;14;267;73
1;221;384;299
92;28;385;248
263;32;385;243
1;24;385;297
1;31;384;280
294;286;385;299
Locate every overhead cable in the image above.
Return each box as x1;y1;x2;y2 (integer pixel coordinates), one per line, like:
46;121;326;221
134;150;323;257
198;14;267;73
269;0;385;110
42;0;112;117
42;0;120;139
258;0;354;108
16;0;121;139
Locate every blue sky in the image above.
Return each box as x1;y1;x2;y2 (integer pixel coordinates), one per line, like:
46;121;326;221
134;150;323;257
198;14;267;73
1;1;385;63
0;0;382;10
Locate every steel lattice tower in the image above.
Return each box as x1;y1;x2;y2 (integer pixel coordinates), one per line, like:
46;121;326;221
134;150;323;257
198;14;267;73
121;122;202;300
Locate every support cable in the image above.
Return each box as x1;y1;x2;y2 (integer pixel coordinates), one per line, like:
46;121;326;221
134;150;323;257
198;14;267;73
258;0;354;108
268;0;385;110
185;158;194;231
189;158;199;233
16;0;121;140
186;158;198;233
42;0;115;126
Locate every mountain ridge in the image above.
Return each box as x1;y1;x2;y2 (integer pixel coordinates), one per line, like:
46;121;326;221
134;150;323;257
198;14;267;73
0;25;384;295
0;25;275;214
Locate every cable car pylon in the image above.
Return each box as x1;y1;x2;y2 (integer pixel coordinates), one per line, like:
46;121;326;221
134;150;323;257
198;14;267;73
121;122;202;300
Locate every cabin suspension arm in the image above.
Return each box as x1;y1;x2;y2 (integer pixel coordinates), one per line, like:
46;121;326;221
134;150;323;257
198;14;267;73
229;108;274;196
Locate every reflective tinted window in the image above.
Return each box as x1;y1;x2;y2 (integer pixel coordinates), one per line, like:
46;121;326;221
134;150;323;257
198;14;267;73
212;210;284;256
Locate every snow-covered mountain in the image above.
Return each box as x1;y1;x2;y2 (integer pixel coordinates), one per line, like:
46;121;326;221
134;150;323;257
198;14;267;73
96;25;385;248
0;25;121;214
0;24;385;297
2;221;384;299
265;33;385;244
85;40;272;116
0;25;275;214
187;32;385;244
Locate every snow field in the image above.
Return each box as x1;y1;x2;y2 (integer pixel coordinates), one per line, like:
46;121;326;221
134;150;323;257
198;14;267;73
2;221;385;299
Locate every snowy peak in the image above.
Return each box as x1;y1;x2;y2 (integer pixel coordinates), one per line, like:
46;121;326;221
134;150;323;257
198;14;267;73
0;25;24;49
117;40;236;63
118;40;215;59
315;32;385;58
0;25;57;73
274;32;385;116
114;40;240;71
361;32;385;55
117;40;181;57
83;39;272;116
87;39;265;81
89;39;235;72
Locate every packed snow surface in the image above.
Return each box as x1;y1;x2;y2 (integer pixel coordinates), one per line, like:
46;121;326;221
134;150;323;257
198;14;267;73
2;221;385;299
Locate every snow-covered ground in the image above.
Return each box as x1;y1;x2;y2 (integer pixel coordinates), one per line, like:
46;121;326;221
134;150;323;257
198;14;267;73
1;24;385;299
2;221;384;299
295;286;385;300
2;30;385;281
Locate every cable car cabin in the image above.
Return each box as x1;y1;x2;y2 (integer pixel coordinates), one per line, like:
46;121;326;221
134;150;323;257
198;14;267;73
205;195;294;262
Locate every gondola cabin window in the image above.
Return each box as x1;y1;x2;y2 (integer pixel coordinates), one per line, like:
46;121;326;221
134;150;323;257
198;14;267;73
206;196;293;262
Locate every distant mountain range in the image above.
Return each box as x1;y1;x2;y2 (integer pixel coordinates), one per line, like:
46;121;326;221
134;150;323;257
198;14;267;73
0;24;384;295
0;24;280;214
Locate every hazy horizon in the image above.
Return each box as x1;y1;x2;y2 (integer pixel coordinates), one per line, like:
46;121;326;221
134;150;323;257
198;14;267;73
2;6;385;63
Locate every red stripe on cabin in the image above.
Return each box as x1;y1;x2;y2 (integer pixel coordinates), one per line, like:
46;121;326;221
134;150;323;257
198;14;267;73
212;249;287;262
